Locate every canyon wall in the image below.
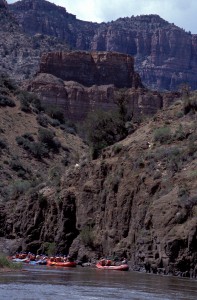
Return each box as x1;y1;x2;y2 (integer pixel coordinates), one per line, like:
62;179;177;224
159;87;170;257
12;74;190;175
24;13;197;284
9;0;197;90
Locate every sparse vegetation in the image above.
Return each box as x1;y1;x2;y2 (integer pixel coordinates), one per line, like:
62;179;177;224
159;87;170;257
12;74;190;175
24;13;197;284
153;126;172;143
84;109;128;159
0;94;15;107
42;242;56;256
18;91;43;113
80;226;94;247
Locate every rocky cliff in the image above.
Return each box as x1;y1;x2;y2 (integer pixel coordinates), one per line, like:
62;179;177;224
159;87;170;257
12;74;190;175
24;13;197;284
39;51;140;88
23;50;180;121
25;72;180;121
9;0;197;91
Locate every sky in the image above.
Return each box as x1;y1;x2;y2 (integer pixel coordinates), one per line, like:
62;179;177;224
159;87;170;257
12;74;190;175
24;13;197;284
7;0;196;34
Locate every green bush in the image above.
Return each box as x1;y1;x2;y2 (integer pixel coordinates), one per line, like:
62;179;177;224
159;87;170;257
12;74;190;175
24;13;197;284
28;142;48;158
173;124;187;141
16;135;48;159
5;180;32;200
183;94;197;114
42;242;56;256
18;91;42;113
80;226;94;247
84;109;127;159
38;128;61;152
44;105;65;124
153;126;172;144
0;74;17;92
36;114;49;127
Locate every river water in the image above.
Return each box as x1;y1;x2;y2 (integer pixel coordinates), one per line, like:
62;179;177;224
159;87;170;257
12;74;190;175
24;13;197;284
0;265;196;300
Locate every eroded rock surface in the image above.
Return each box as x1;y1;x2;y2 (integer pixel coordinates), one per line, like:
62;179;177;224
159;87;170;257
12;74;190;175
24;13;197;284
9;0;197;90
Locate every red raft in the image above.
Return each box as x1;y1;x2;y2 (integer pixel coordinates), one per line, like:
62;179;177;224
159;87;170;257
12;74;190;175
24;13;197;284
47;258;76;267
96;261;129;271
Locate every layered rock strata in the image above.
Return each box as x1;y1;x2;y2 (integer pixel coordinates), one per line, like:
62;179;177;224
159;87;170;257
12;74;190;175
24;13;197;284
9;0;197;90
39;51;139;88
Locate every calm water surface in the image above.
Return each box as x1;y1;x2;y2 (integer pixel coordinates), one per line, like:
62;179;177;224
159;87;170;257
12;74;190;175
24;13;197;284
0;265;196;300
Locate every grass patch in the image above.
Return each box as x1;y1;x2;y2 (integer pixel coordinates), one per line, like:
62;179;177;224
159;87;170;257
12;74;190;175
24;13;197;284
0;253;22;270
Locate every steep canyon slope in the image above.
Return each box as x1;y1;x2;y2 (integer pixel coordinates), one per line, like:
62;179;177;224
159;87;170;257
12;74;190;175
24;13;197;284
1;91;197;277
9;0;197;91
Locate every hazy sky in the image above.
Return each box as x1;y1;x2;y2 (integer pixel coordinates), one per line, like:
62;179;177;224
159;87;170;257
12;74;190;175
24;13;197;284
8;0;196;33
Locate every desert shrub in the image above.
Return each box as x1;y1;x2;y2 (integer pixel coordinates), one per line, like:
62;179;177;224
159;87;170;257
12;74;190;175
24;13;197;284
112;143;123;154
10;158;24;171
38;128;54;143
80;226;94;247
16;136;26;146
61;153;70;166
50;118;60;127
84;109;127;159
18;91;42;113
153;126;172;144
188;140;197;156
9;157;30;178
38;128;61;151
183;94;197;114
0;94;15;107
48;166;62;186
22;132;34;142
5;180;32;200
36;114;49;127
0;74;17;92
175;111;184;118
185;196;197;210
42;242;56;256
28;142;48;158
178;185;190;201
44;105;65;124
173;124;187;141
16;135;48;159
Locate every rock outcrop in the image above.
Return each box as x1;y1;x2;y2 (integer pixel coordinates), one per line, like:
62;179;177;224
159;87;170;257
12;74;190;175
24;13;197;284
9;0;197;90
24;50;179;121
39;51;140;88
25;72;177;121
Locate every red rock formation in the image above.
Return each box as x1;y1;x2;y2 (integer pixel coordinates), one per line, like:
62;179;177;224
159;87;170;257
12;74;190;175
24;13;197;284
24;73;179;121
39;51;140;88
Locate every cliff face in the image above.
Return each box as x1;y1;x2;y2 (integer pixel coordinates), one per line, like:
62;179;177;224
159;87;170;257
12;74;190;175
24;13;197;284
2;98;197;277
24;51;180;121
0;1;69;81
9;0;197;90
24;72;167;121
39;51;138;88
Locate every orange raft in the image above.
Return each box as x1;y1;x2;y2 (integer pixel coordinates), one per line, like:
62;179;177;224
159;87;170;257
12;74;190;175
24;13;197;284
96;261;129;271
47;258;76;267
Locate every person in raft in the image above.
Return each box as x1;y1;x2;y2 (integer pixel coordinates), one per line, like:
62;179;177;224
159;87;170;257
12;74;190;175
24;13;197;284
122;257;128;264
